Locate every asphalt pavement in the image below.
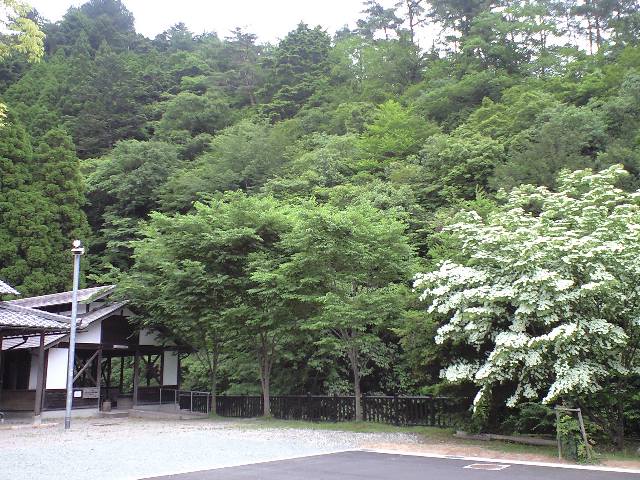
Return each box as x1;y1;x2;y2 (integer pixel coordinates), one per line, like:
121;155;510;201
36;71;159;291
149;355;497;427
145;451;640;480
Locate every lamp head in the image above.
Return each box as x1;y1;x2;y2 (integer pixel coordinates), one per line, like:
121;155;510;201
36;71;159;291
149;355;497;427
71;239;85;255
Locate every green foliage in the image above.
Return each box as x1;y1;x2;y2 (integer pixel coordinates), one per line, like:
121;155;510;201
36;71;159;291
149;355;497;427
557;414;593;462
86;140;181;269
154;90;232;140
260;23;331;121
122;192;296;404
280;202;417;418
161;120;296;210
459;86;559;143
0;0;44;63
360;100;438;167
5;0;640;446
492;105;608;190
413;70;514;130
0;118;89;294
416;132;505;207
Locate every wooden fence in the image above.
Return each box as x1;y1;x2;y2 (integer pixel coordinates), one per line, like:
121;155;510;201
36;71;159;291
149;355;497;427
215;394;470;427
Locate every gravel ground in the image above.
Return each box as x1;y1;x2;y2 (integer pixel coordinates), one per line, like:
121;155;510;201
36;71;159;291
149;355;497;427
0;418;419;480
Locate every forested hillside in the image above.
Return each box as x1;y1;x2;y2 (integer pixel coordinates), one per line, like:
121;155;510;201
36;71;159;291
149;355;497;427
2;0;640;447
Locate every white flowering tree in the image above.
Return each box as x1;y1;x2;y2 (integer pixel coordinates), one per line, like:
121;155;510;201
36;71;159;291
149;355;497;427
414;165;640;448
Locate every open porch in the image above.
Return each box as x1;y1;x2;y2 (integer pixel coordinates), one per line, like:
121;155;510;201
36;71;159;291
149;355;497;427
0;285;187;421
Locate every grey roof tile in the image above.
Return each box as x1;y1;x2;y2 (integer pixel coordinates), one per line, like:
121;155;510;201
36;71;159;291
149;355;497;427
0;280;19;296
0;303;71;331
78;301;128;328
7;285;116;308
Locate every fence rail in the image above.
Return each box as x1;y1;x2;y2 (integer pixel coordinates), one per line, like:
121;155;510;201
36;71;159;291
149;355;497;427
136;389;469;427
178;390;211;414
216;394;470;427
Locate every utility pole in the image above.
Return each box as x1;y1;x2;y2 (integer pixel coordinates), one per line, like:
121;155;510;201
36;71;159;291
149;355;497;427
64;240;85;430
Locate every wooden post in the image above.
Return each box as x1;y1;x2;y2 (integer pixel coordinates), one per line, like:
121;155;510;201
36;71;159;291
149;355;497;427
146;355;151;387
555;409;562;459
394;394;399;426
106;355;112;389
95;348;102;411
34;332;46;420
577;409;592;461
160;352;165;387
177;353;182;391
132;351;140;407
119;356;124;393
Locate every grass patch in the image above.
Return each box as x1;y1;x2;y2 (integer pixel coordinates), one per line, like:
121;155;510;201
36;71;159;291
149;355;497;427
205;417;640;465
231;417;452;436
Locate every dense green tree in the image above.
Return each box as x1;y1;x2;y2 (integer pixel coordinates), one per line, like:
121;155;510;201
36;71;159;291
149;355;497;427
0;118;89;294
124;193;299;415
220;28;263;107
153;90;232;140
416;132;505;207
280;203;416;421
359;100;438;167
413;70;514;130
86;140;181;269
458;86;559;144
161;120;296;210
260;23;332;121
426;0;498;41
44;0;137;54
492;105;608;189
0;0;44;62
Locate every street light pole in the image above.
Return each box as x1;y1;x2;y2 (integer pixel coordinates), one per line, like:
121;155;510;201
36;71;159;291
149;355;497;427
64;240;85;430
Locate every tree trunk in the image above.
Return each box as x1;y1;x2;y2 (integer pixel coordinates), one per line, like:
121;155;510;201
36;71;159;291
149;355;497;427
615;397;625;450
353;369;362;422
209;354;218;415
258;333;273;417
346;346;363;422
261;375;271;417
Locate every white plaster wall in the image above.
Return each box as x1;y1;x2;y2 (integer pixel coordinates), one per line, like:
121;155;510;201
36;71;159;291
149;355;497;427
76;319;102;343
28;352;38;390
139;328;162;346
46;348;69;389
162;351;179;386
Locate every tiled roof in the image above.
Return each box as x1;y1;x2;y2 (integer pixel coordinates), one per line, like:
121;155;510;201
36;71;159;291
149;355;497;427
78;301;128;328
8;285;116;308
0;280;19;296
0;303;71;331
1;334;65;351
0;301;127;349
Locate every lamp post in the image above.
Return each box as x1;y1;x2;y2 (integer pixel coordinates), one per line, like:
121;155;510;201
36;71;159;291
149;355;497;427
64;240;85;430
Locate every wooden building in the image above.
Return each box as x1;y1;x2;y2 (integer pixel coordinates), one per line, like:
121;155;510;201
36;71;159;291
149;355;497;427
0;283;184;419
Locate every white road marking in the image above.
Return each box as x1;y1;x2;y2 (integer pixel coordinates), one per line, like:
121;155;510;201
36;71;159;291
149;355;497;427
363;449;640;474
463;463;511;471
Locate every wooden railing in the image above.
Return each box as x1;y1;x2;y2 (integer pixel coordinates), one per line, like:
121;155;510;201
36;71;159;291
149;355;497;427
216;394;470;427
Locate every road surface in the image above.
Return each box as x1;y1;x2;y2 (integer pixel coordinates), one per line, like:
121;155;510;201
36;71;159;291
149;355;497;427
145;451;639;479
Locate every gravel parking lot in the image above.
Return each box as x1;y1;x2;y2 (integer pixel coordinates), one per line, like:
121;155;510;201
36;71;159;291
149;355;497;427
0;418;419;480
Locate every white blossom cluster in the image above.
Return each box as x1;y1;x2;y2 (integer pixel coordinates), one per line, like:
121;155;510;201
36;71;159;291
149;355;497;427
414;166;640;408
